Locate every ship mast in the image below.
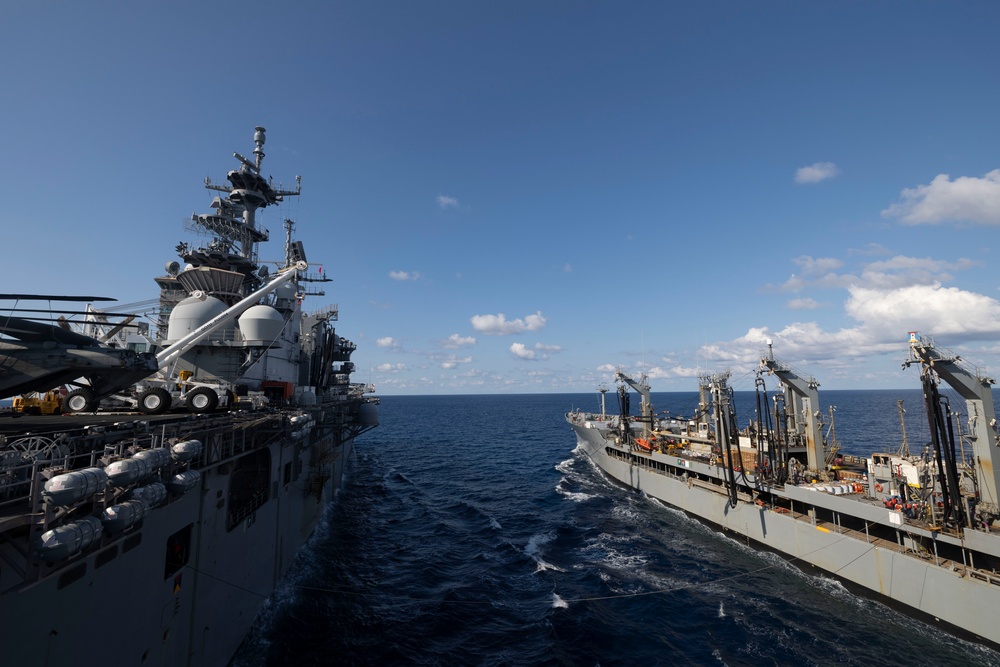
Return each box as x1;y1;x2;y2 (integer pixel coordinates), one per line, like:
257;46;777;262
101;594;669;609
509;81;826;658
897;400;909;457
759;339;825;472
615;370;652;437
905;332;1000;517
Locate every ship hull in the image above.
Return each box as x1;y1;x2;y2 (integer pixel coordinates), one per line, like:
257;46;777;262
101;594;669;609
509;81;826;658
570;416;1000;649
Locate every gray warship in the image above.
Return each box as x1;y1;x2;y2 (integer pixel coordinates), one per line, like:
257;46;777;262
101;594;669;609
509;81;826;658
0;127;378;666
568;334;1000;647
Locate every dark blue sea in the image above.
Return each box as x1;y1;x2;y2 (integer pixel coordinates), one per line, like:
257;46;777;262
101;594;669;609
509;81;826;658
234;389;1000;666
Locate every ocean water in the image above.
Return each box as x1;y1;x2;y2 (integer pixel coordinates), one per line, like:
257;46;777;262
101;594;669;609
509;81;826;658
234;390;1000;666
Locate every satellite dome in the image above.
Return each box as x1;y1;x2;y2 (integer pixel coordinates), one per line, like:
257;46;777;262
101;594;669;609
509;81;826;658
238;305;284;342
166;294;228;342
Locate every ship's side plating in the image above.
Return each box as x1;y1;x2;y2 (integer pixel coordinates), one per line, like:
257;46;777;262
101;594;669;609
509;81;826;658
569;337;1000;648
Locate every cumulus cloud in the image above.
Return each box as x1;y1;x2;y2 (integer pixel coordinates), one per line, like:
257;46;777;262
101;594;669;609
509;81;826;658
643;365;705;379
704;282;1000;379
795;162;839;184
845;283;1000;341
692;323;864;376
510;343;536;360
470;311;547;335
376;337;398;348
437;195;459;209
859;256;979;290
509;342;562;361
772;254;978;293
882;170;1000;225
738;249;997;378
440;355;473;370
389;270;421;281
441;333;476;349
773;256;850;292
376;362;406;372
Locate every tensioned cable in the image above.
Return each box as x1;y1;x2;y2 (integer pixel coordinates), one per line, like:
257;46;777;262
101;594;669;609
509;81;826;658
182;521;879;608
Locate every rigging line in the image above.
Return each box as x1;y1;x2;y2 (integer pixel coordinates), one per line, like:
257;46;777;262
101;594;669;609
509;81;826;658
278;566;774;607
727;369;759;391
295;584;500;605
570;440;973;595
186;564;270;599
293;584;381;599
558;525;880;605
1;297;20;341
561;455;895;598
289;524;880;608
182;509;884;611
826;529;879;576
557;563;781;604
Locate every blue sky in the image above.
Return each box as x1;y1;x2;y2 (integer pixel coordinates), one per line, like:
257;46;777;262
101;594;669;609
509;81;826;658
4;2;1000;395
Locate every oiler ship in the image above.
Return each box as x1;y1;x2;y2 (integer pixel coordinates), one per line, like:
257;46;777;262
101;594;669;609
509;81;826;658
568;334;1000;647
0;127;378;666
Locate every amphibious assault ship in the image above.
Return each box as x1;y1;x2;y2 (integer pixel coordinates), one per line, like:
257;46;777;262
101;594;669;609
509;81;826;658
0;127;378;666
568;334;1000;647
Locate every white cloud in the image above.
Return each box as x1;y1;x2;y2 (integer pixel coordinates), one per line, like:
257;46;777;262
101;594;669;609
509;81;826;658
376;337;398;348
375;363;406;373
437;195;459;209
509;342;562;361
794;162;839;184
882;170;1000;225
773;256;850;292
845;283;1000;341
706;282;1000;378
865;256;953;272
510;342;536;360
774;271;854;293
564;263;573;273
859;256;979;290
441;333;476;349
470;311;547;335
389;270;421;281
773;254;978;293
643;365;703;379
440;355;472;370
745;249;999;376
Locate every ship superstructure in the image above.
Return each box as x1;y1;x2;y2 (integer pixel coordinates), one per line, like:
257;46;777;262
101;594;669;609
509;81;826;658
568;333;1000;648
0;127;378;666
